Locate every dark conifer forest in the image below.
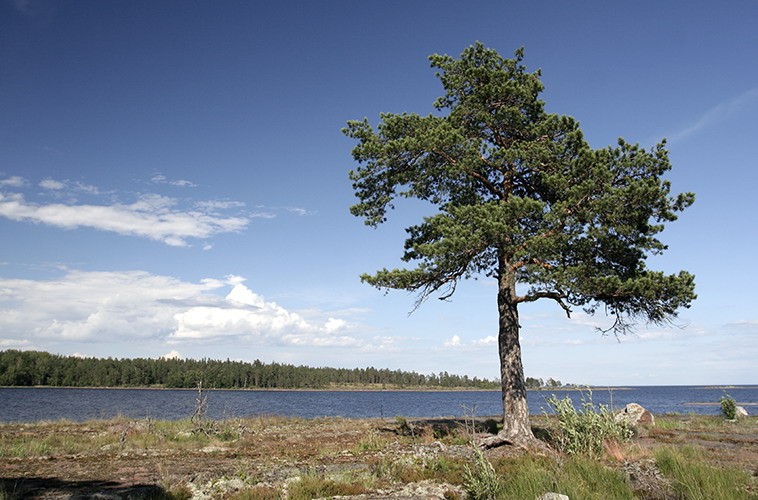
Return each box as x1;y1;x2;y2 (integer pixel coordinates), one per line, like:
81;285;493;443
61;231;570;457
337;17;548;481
0;350;500;389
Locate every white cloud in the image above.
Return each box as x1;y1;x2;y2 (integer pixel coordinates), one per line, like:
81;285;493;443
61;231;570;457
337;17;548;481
0;191;249;246
0;338;31;348
151;174;198;188
443;335;462;347
0;176;26;187
39;179;65;190
441;334;499;349
195;200;247;211
160;350;182;359
287;207;317;216
171;283;357;346
0;270;360;349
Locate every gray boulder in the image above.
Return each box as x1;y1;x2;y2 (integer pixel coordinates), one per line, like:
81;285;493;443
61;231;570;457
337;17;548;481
537;494;569;500
615;403;655;427
736;406;749;417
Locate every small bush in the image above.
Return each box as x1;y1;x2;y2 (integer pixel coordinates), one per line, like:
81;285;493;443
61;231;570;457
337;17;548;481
720;394;737;420
545;390;633;457
463;447;501;500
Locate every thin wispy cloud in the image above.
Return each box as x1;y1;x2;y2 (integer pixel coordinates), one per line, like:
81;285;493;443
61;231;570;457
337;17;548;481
0;192;248;247
0;176;26;187
667;87;758;144
151;174;198;188
39;179;65;190
286;207;318;216
1;176;252;246
37;178;102;195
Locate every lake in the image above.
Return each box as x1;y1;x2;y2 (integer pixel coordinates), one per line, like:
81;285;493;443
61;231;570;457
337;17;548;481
2;386;756;422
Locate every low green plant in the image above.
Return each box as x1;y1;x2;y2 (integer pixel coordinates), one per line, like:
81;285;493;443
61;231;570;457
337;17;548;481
720;394;737;420
655;445;756;500
151;487;193;500
226;486;282;500
463;447;501;500
354;432;389;452
287;474;368;500
545;390;633;457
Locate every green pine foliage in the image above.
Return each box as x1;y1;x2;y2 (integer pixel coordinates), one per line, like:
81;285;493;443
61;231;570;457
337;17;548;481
0;349;498;390
344;42;696;336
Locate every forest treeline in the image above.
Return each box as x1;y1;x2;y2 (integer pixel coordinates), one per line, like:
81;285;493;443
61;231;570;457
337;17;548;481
0;350;502;390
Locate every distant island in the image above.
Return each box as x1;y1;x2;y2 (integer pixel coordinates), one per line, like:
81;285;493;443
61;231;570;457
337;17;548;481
0;349;577;391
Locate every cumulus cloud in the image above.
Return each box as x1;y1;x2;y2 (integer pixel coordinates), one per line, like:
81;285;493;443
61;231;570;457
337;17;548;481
0;191;249;246
160;350;182;359
0;270;360;348
171;282;357;346
443;335;462;347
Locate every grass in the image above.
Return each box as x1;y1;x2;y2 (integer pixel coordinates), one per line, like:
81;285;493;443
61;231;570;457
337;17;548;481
654;445;758;500
286;473;369;500
491;454;637;500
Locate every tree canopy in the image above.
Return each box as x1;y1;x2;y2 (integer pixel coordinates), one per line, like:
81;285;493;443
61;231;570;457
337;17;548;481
346;43;695;334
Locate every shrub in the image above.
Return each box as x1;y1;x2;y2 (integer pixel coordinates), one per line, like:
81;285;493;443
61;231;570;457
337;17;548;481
463;447;501;500
720;394;737;420
545;390;633;457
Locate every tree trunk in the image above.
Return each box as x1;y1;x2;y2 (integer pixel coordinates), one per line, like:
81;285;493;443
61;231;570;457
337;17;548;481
481;265;537;448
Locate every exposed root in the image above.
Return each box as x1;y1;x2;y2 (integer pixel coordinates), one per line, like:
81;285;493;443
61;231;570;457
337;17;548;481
479;431;554;455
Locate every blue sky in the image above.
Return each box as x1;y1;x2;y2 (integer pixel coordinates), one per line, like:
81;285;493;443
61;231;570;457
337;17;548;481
1;0;756;385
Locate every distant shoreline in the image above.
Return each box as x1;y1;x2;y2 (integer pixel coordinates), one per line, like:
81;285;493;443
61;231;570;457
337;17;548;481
0;384;635;392
692;386;756;390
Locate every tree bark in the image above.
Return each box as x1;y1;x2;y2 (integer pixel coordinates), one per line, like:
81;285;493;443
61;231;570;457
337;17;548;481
481;263;537;448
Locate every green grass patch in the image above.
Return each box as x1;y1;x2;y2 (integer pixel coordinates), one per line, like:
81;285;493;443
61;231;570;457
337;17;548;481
654;445;757;500
492;454;636;500
287;474;368;500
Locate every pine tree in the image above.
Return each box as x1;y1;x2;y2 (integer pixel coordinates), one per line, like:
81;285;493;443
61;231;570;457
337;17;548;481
344;43;696;446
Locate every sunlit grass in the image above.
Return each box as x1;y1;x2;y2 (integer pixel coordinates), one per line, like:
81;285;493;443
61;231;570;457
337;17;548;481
655;445;757;500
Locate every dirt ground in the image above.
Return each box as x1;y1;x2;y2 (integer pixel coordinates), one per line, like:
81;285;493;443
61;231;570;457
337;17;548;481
0;414;756;499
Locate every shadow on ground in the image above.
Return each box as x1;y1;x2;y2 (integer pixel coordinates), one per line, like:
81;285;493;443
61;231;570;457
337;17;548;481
0;477;164;499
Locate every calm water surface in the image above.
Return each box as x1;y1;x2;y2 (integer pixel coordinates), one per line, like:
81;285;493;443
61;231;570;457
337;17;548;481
1;386;756;422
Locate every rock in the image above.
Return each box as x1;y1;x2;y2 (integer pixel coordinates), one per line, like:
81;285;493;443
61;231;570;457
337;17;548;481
615;403;655;427
537;494;569;500
736;406;749;417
